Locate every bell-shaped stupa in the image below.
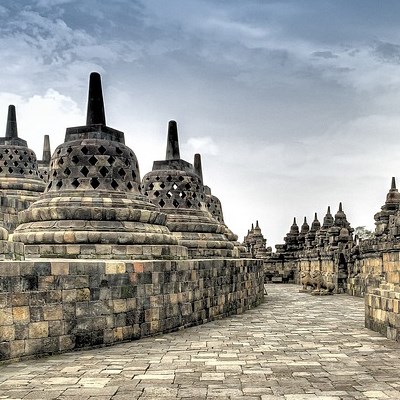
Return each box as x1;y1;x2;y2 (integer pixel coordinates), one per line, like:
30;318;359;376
141;121;236;258
13;73;186;260
0;105;46;232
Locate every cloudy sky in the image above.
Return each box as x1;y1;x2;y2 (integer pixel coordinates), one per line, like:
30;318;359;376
0;0;400;248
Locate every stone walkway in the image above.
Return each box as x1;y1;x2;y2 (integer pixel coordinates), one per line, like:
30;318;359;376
1;285;400;400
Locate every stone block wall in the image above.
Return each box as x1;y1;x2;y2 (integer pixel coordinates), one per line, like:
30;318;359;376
0;258;263;362
364;248;400;341
348;252;383;297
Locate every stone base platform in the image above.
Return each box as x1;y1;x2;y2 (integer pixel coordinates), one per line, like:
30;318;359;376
0;257;263;362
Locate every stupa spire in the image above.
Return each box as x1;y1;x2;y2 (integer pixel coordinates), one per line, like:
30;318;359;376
6;105;18;138
194;153;203;182
42;135;51;163
165;120;180;160
392;177;396;190
86;72;106;126
339;202;343;212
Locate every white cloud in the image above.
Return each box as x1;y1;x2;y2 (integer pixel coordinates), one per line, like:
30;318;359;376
184;136;219;157
0;89;83;157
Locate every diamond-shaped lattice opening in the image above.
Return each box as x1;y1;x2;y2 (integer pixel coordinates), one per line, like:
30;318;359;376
111;180;119;190
58;157;64;165
71;178;80;188
166;175;172;182
179;192;186;198
155;176;160;181
196;185;200;190
80;166;89;177
193;193;197;199
124;159;130;166
98;145;107;154
28;157;32;162
148;182;154;190
72;155;79;164
19;168;24;174
127;182;133;190
186;200;192;208
160;182;165;189
0;167;3;173
99;166;109;177
154;190;160;197
8;167;13;173
190;177;194;182
81;146;89;155
30;152;34;156
118;168;126;177
173;199;180;208
132;170;136;179
8;155;13;160
198;203;202;207
13;161;18;166
24;151;28;155
107;156;115;165
185;183;191;190
67;147;73;154
159;199;165;208
14;150;18;154
3;161;7;166
29;170;33;175
207;203;211;208
178;176;184;181
64;167;71;176
19;156;23;160
115;147;123;155
0;154;3;159
52;170;57;177
172;183;178;190
47;181;52;190
88;156;98;166
56;180;63;189
166;191;172;198
4;149;9;154
90;177;100;189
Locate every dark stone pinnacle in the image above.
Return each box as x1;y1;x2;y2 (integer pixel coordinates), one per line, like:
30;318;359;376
86;72;106;126
194;153;203;183
6;105;18;138
165;120;180;160
42;135;51;163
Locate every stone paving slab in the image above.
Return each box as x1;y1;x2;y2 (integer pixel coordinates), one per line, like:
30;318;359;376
1;285;400;399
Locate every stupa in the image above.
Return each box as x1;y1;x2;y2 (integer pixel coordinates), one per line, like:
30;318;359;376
38;134;51;182
141;121;236;258
0;105;45;232
13;73;186;260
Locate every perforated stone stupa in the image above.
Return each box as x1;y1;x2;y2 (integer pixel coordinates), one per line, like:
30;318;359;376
0;105;45;233
38;134;51;182
141;121;237;258
194;153;245;256
13;73;186;260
